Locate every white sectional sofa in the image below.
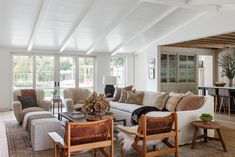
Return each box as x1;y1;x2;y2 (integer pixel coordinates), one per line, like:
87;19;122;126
110;91;214;145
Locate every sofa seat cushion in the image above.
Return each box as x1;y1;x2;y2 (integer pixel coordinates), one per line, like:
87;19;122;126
110;102;141;113
22;107;45;117
145;111;171;117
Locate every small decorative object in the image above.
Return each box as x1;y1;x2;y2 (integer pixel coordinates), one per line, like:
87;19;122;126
103;76;117;98
200;113;213;123
214;82;226;87
219;53;235;87
81;92;113;121
51;90;58;98
148;58;155;79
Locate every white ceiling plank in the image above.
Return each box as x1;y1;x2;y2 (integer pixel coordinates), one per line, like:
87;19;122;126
59;0;98;52
27;0;50;51
135;12;207;54
86;0;143;55
111;6;178;56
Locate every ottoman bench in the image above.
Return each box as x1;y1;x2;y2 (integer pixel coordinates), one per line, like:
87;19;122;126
31;118;62;151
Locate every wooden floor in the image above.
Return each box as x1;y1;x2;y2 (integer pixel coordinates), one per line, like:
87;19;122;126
0;111;235;157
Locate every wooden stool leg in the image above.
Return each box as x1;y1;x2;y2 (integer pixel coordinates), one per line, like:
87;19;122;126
216;129;227;152
214;96;217;113
219;97;224;114
203;129;208;143
227;97;230;116
121;143;125;157
191;127;198;149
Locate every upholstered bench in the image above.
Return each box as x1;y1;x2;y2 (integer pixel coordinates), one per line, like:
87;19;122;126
31;118;62;151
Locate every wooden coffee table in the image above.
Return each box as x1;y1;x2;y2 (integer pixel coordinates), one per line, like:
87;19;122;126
191;121;227;152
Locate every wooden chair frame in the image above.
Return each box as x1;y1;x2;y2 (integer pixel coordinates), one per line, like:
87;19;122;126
118;112;178;157
48;118;114;157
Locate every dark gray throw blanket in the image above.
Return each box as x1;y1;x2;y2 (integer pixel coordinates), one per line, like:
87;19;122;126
27;114;55;138
131;106;161;125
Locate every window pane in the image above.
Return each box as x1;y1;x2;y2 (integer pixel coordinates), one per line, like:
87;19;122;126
79;57;94;90
36;56;54;98
60;57;75;97
110;57;126;87
13;56;33;89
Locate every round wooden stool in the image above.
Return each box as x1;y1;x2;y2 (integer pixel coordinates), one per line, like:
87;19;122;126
191;121;227;152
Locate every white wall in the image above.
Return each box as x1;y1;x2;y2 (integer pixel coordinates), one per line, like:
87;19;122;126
159;11;235;45
0;48;11;110
95;53;111;94
134;44;158;91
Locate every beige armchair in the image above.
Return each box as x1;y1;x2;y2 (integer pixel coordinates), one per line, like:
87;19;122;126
13;89;51;124
63;88;91;112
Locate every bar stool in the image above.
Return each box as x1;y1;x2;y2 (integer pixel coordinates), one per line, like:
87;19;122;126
208;88;218;113
218;89;231;116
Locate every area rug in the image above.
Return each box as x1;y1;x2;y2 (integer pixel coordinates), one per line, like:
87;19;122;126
5;120;235;157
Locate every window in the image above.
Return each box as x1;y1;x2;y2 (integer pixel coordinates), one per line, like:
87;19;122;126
13;56;33;89
79;57;94;90
12;55;95;98
110;56;126;87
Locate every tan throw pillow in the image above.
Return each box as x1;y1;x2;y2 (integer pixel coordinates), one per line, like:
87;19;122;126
154;93;169;110
112;85;133;101
165;93;183;112
119;89;127;103
176;95;205;111
125;91;144;105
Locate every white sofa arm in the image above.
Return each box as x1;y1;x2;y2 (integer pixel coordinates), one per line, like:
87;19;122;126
177;96;214;145
64;98;74;112
13;101;23;123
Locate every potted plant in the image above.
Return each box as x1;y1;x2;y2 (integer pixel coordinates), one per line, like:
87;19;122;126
81;92;113;121
219;53;235;86
200;113;213;123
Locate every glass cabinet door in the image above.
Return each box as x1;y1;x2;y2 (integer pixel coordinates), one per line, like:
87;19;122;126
161;54;167;82
168;55;176;82
179;55;187;82
187;56;195;82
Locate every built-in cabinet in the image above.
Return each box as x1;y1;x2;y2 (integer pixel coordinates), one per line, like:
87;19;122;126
161;54;196;83
160;53;198;94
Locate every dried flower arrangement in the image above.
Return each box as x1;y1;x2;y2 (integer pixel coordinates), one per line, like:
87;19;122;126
81;92;111;116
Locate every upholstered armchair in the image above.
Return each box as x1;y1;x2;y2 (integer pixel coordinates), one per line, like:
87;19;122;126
63;88;91;112
13;89;51;124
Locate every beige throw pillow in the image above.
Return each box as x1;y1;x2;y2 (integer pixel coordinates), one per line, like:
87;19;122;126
125;91;144;105
118;89;135;103
154;93;169;110
165;93;183;112
176;95;204;111
112;85;133;101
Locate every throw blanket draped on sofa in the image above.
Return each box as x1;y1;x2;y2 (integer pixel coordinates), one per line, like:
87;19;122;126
131;106;160;125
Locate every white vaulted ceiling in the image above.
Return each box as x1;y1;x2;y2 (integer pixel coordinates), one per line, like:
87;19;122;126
1;0;235;55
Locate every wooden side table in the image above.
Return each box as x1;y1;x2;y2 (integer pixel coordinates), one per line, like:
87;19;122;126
52;97;63;114
191;121;227;152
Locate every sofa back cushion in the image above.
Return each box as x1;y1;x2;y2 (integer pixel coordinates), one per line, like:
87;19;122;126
154;92;169;110
165;92;183;112
125;91;144;105
176;95;205;111
113;85;133;101
142;91;161;106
